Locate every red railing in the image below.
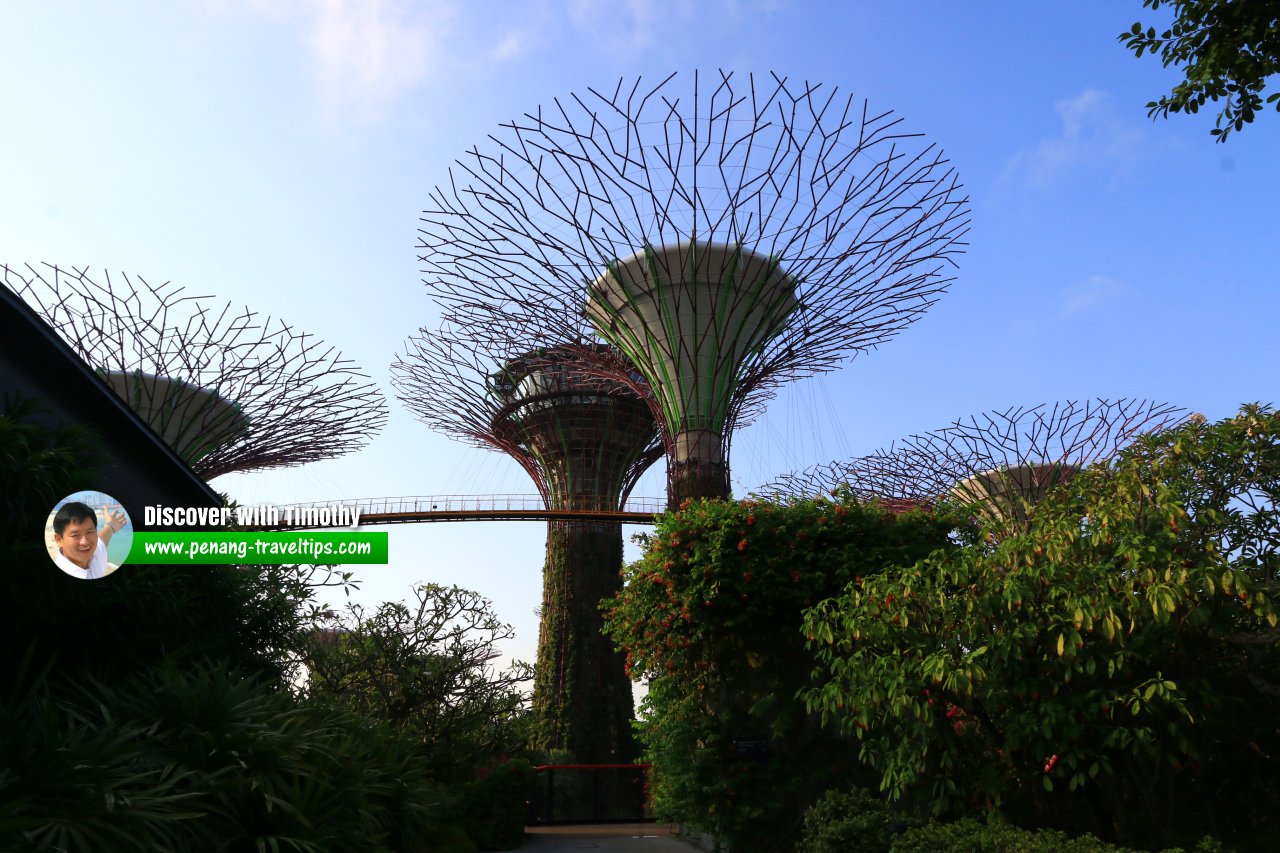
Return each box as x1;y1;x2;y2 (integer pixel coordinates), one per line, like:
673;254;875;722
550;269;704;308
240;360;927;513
529;763;653;824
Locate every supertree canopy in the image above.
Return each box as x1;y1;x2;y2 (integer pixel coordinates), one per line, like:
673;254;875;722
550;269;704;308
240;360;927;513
757;399;1189;532
418;70;971;506
3;263;388;479
392;324;662;761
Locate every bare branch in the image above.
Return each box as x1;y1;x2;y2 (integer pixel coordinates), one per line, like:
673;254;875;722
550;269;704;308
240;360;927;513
758;400;1188;529
4;263;387;479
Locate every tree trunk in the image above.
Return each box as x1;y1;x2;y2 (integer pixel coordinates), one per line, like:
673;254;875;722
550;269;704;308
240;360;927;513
533;520;636;762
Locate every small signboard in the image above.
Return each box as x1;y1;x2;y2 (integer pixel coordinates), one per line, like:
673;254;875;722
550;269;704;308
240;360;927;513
733;737;770;761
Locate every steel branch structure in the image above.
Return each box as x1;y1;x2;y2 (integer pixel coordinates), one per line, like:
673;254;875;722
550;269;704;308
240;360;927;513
758;400;1188;530
392;330;661;513
754;446;942;511
392;324;662;761
4;263;387;480
418;70;970;506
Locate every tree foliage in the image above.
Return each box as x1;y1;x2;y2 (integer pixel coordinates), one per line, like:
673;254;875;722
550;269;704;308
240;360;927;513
0;399;532;850
0;396;320;691
0;661;454;852
1119;0;1280;140
302;583;532;781
604;492;960;850
802;406;1280;846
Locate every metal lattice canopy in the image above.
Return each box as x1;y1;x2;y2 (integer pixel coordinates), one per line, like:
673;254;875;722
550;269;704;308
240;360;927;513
756;399;1189;528
418;70;970;503
4;262;388;479
392;322;662;512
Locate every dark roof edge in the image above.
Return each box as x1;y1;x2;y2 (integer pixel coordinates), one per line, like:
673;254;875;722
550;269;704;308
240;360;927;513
1;283;222;506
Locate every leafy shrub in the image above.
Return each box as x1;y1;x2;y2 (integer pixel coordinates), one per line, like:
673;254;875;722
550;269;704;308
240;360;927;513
798;786;920;852
0;397;532;851
421;823;479;853
303;584;533;784
0;397;326;693
0;662;450;852
892;818;1136;852
605;492;960;850
802;407;1280;846
0;661;200;852
892;820;1230;852
448;759;533;851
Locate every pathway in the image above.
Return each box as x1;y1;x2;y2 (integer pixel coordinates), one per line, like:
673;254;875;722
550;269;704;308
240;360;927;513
520;823;698;851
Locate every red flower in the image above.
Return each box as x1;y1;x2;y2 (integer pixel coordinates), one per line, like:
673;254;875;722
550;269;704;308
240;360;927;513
1044;754;1059;773
737;539;748;551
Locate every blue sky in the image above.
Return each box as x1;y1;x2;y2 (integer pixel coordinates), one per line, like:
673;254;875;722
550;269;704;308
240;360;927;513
4;1;1277;668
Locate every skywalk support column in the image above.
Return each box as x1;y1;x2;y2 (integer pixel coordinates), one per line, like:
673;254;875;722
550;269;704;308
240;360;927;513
535;520;636;761
490;350;660;761
394;332;662;763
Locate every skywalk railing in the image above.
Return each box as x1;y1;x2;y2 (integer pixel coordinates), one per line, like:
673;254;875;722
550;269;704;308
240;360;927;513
279;495;665;524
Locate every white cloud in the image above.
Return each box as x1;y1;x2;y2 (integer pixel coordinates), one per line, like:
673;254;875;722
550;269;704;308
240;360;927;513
488;29;530;62
1060;274;1135;318
1004;89;1147;189
307;0;450;101
567;0;691;54
225;0;770;114
226;0;456;109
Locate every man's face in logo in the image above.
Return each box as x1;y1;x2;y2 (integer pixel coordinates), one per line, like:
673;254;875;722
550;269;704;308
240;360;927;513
55;516;99;569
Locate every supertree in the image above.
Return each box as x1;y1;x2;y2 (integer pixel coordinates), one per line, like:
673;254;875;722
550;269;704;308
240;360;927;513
391;323;662;761
416;70;971;508
752;447;936;515
3;262;387;479
756;399;1189;533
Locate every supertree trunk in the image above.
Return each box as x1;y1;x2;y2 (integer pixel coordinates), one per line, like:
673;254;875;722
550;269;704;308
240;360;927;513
668;457;730;507
533;520;636;762
393;337;660;763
